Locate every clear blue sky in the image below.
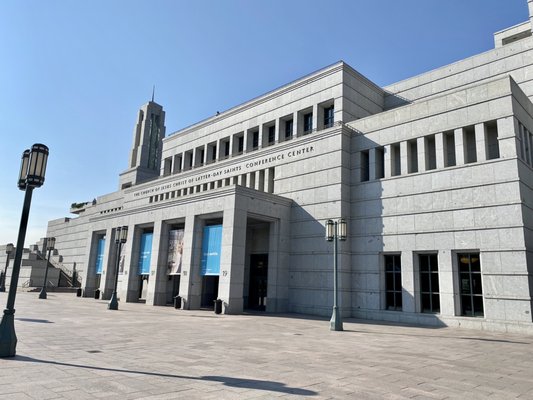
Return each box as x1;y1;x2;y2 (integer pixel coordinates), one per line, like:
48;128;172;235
0;0;528;246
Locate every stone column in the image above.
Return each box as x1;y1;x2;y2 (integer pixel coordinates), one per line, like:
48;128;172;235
454;128;465;165
179;215;204;310
437;249;455;316
265;168;274;193
400;141;409;175
218;205;247;314
435;133;445;169
292;112;299;138
401;251;415;313
417;137;426;172
274;118;280;143
475;123;487;163
257;125;264;149
123;224;140;303
312;104;319;133
247;172;255;189
384;144;392;178
145;219;167;306
100;226;115;300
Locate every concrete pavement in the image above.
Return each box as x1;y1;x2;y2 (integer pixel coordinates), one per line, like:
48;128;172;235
1;292;533;399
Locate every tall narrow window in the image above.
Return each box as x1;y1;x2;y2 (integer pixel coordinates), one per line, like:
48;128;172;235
419;254;439;313
391;143;401;176
324;105;334;128
385;254;402;311
375;147;385;179
238;136;244;153
252;131;259;149
285;120;293;139
444;131;456;167
485;121;499;160
408;140;418;173
458;253;483;317
426;135;437;170
268;126;275;145
360;150;369;182
464;126;477;163
303;112;313;134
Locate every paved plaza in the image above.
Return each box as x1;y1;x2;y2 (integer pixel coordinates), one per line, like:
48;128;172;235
1;292;533;399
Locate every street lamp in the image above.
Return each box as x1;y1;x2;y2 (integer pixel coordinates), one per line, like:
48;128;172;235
0;244;14;293
0;144;49;357
108;226;128;310
38;237;56;300
325;218;347;331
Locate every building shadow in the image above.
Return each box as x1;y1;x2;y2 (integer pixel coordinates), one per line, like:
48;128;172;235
13;355;317;396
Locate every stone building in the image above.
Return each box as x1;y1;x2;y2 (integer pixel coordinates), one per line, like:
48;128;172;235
42;1;533;333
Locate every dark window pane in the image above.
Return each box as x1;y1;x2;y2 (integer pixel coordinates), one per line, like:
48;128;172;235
385;256;394;271
421;293;431;312
458;254;470;272
386;272;394;291
432;294;440;313
429;254;438;272
394;273;401;291
473;296;484;316
419;255;429;271
420;273;430;292
471;274;483;295
461;295;473;315
395;293;402;309
386;292;395;309
460;275;471;294
470;255;481;272
431;272;439;292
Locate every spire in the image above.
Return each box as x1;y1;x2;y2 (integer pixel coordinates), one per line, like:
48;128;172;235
151;85;155;102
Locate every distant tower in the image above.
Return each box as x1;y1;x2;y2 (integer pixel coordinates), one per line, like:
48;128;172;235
119;100;166;189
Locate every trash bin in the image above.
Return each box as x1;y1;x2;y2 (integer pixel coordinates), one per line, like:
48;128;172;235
76;288;82;297
173;295;181;309
214;299;222;314
94;289;100;299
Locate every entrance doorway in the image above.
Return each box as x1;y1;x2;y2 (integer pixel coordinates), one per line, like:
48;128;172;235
248;254;268;310
201;276;219;308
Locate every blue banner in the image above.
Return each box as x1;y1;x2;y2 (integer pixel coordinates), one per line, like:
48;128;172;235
95;237;105;274
200;225;222;276
138;232;153;275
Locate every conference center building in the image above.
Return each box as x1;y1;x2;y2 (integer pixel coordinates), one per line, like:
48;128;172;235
44;1;533;333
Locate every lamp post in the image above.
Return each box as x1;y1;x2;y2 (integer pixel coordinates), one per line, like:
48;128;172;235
108;226;128;310
38;237;56;300
326;218;347;331
0;144;49;357
0;244;14;293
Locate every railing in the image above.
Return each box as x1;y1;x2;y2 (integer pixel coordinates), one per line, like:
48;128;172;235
35;250;80;287
21;279;33;288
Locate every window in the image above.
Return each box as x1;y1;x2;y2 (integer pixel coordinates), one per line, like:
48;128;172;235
385;254;402;311
285;120;293;139
324;105;334;128
375;147;384;179
485;121;499;160
391;143;401;176
303;112;313;134
252;131;259;149
464;126;477;164
444;131;456;167
408;140;418;173
419;254;439;313
458;253;483;317
268;126;275;145
238;136;244;153
426;135;436;170
360;150;369;182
